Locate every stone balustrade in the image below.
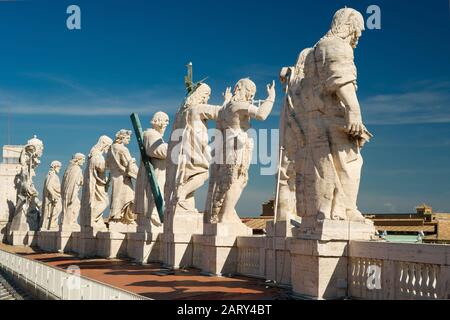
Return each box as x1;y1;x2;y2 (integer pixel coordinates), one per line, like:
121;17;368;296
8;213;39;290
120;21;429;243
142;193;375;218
348;241;450;300
236;236;266;279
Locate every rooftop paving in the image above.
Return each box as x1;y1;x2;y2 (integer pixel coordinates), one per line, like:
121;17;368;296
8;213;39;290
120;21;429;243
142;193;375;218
0;243;289;300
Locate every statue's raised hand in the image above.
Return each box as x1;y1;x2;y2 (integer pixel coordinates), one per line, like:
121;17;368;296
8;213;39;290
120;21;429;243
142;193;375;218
266;80;276;101
223;87;232;104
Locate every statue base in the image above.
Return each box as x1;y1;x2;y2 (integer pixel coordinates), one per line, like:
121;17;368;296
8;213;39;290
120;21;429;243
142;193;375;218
290;239;350;299
108;221;137;233
37;230;58;252
293;218;376;241
162;211;203;269
127;230;163;264
290;218;377;299
73;228;98;258
56;231;78;253
96;231;128;259
195;222;252;276
265;221;295;285
59;224;81;232
8;231;38;246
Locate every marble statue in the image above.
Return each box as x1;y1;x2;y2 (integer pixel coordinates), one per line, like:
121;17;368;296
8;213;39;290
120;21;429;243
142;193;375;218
80;135;113;232
41;161;62;231
275;48;312;222
10;135;44;231
135;112;169;230
106;129;139;226
205;78;276;225
60;153;85;231
165;83;231;217
288;8;373;226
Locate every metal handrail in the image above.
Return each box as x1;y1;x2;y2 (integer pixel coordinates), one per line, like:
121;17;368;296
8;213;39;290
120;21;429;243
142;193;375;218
0;249;150;300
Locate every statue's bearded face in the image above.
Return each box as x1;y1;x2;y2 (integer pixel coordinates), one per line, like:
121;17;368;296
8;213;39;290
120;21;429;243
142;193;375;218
351;27;363;49
152;117;169;132
36;146;43;157
122;135;131;145
350;16;365;49
200;91;211;104
163;119;169;129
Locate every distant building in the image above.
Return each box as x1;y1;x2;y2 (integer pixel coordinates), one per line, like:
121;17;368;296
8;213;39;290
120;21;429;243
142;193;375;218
242;199;450;243
242;198;275;235
0;145;23;242
363;204;450;243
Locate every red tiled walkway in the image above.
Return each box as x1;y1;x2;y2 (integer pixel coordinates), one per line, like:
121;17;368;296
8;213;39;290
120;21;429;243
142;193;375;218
0;244;288;300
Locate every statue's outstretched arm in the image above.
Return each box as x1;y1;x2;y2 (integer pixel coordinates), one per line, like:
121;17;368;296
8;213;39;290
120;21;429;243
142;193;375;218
250;81;276;121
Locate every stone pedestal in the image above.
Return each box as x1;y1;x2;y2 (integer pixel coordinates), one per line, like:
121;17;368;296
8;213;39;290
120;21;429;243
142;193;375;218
290;219;376;299
291;239;349;299
294;218;375;241
108;221;137;233
197;222;252;276
96;231;127;259
37;230;58;252
163;212;203;269
8;230;38;246
73;228;98;258
127;231;163;264
57;224;80;253
265;221;293;285
56;231;75;253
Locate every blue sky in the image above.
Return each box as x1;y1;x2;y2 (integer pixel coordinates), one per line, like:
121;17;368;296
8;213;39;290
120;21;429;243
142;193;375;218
0;0;449;216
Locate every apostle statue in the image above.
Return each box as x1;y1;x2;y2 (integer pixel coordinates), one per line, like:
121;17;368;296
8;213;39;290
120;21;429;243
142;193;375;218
205;78;276;225
289;8;373;226
41;161;62;230
135;112;169;230
275;48;312;222
106;129;139;226
80;135;113;232
60;153;85;231
164;83;231;217
10;135;44;232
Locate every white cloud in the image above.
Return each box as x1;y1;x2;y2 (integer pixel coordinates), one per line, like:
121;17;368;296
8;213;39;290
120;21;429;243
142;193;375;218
0;73;184;116
363;82;450;125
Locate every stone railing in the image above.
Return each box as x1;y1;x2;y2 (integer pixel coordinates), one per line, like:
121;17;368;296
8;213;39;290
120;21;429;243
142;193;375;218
236;236;266;278
0;249;150;300
349;241;450;300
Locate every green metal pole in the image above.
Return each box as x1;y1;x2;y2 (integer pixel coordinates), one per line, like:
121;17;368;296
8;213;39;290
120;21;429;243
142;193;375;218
130;113;165;222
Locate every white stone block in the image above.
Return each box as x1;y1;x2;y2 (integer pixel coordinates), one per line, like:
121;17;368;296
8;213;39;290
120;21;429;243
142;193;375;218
162;212;204;269
56;231;77;253
96;231;127;259
291;238;349;299
127;231;163;264
37;231;58;252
